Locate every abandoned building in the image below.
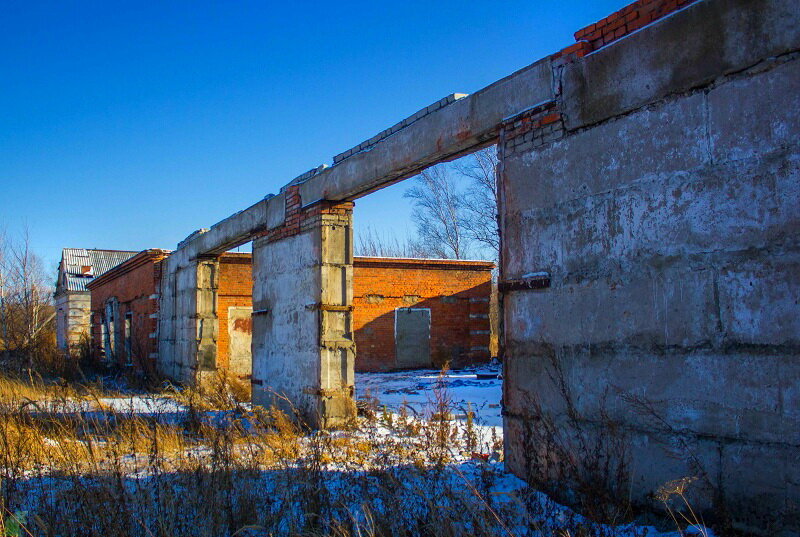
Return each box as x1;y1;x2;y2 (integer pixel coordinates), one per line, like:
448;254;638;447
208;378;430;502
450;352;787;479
54;248;137;354
85;249;492;377
86;249;255;376
143;0;800;531
64;0;798;531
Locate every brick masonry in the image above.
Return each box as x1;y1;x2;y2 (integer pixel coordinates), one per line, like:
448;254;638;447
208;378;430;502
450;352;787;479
352;257;494;372
87;250;168;375
215;254;253;374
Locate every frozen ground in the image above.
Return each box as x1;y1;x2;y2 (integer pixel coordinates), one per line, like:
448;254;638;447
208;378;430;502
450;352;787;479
8;369;713;537
356;363;503;427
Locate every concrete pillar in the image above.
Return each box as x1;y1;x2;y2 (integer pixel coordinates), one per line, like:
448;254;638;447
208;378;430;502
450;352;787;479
251;196;355;428
194;257;220;384
158;253;220;384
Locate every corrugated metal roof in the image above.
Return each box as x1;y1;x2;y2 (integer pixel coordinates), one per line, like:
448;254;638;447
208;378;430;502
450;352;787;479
59;248;139;292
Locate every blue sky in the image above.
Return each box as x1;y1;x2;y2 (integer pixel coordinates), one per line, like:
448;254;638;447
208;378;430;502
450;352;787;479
1;1;627;271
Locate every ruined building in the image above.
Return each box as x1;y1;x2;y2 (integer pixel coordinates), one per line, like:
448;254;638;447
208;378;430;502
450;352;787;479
54;248;137;354
143;0;798;531
67;0;799;531
85;249;493;376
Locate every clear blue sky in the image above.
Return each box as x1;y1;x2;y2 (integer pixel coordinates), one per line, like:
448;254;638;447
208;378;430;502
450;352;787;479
1;1;627;272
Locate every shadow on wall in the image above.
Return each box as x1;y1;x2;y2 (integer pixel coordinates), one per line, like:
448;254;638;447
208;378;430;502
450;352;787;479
354;282;492;372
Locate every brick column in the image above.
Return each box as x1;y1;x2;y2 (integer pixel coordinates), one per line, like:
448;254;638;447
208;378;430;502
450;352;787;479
251;186;356;428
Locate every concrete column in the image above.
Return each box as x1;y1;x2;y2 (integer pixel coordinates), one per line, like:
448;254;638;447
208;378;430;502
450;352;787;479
251;201;355;428
158;254;220;384
194;257;220;384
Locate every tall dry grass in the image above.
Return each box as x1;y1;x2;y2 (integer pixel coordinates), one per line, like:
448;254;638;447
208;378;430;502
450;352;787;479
0;370;705;537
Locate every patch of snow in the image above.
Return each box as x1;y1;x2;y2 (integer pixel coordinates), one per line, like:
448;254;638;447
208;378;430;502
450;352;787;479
356;364;503;428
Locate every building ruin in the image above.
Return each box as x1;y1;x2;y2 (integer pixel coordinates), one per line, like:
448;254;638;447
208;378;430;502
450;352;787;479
55;248;138;354
57;0;799;531
84;250;493;377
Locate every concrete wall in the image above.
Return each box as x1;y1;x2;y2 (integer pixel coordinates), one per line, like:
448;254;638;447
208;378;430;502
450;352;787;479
500;0;800;531
157;251;210;383
158;251;258;383
250;193;355;427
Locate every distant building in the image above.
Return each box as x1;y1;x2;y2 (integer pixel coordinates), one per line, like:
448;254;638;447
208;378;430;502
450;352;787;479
54;248;138;355
84;249;493;379
352;257;494;372
86;250;251;375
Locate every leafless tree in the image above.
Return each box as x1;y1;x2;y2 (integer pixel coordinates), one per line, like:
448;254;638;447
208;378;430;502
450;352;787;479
355;227;432;258
403;147;499;261
455;148;499;259
404;164;468;259
0;226;56;369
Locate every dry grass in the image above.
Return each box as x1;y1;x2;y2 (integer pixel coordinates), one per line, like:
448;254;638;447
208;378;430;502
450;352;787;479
0;370;704;537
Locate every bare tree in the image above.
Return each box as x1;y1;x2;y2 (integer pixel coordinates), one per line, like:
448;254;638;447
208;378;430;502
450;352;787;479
0;228;8;361
404;164;469;259
355;227;432;258
403;147;500;261
455;148;499;259
0;227;56;369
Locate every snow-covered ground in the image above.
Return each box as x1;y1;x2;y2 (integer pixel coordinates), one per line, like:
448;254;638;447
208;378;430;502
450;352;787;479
356;363;503;428
6;368;715;537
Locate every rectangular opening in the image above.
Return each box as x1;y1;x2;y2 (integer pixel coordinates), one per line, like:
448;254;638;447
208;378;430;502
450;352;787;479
124;311;132;366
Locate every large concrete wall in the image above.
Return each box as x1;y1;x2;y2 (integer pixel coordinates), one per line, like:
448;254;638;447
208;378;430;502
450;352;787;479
500;0;800;532
157;251;218;383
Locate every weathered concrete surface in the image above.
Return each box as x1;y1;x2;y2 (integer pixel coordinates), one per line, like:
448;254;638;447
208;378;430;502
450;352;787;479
561;0;800;130
501;0;800;531
251;207;355;428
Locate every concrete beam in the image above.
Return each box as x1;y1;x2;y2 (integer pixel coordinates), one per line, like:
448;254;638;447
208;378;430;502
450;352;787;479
299;58;553;205
561;0;800;130
172;195;284;267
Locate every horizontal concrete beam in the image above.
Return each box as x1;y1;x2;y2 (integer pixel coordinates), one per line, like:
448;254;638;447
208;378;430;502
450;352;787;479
299;58;554;205
175;195;284;264
562;0;800;130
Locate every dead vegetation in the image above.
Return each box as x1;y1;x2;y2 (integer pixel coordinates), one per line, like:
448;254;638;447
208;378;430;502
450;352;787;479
0;369;707;537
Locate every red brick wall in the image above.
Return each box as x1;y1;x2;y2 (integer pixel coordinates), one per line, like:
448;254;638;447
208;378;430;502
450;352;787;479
217;254;253;372
352;258;493;372
89;247;491;376
87;251;166;374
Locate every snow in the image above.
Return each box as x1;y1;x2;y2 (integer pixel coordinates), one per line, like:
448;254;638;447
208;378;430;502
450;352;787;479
6;368;715;537
356;363;503;428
